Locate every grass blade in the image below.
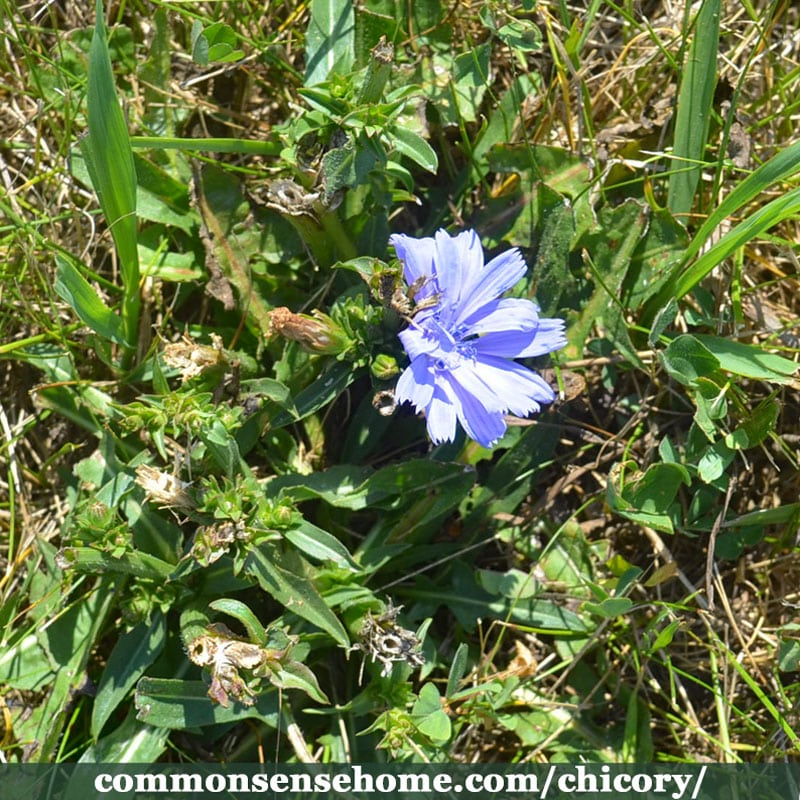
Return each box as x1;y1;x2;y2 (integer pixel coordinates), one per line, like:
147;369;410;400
81;0;140;350
667;0;721;222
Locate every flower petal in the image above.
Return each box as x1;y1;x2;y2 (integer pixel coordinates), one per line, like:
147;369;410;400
398;324;443;361
441;359;507;413
432;229;483;325
474;318;566;359
452;247;527;326
445;377;508;448
471;356;555;415
425;385;458;444
461;298;540;336
395;358;434;411
389;233;439;300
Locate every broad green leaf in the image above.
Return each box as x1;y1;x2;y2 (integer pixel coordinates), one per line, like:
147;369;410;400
208;599;267;646
270;459;474;511
721;502;800;529
391;126;438;172
272;661;329;704
245;547;349;647
55;254;127;345
269;362;358;429
583;597;634;619
410;562;592;634
284;520;360;570
495;19;543;53
135;678;280;728
566;199;648;361
80;711;169;763
191;21;244;65
411;683;451;743
628;462;691;514
321;134;382;195
724;398;779;450
478;568;539;600
450;43;491;123
778;636;800;672
694;335;798;383
91;614;167;739
697;439;735;483
659;334;721;386
57;546;175;580
0;632;54;691
33;577;118;761
305;0;355;86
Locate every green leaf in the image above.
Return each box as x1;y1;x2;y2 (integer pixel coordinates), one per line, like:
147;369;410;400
391;125;438;172
57;547;176;581
54;254;126;345
270;459;474;512
659;334;721;386
91;614;167;739
244;547;349;647
80;711;169;763
628;462;691;514
667;0;720;220
191;21;245;65
305;0;355;86
284;520;360;570
724;398;779;450
272;660;329;704
583;597;634;619
778;637;800;672
566;199;648;361
82;0;140;348
445;643;470;699
411;683;451;743
135;678;280;728
694;335;798;383
410;562;592;634
647;620;681;654
495;19;543;53
721;502;800;529
208;599;267;646
270;362;359;429
697;439;735;483
34;577;118;761
450;43;491;123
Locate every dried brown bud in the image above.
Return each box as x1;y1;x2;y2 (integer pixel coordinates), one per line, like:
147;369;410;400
269;307;350;354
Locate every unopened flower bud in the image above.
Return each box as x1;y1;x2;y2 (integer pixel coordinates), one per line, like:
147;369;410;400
370;353;399;380
269;307;351;354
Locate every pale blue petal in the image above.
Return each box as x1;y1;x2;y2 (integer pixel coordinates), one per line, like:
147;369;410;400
471;356;555;415
445;377;507;448
432;229;483;325
395;358;434;410
389;233;439;300
425;385;458;444
398;324;443;361
474;317;566;359
512;318;567;358
452;247;528;326
461;298;540;336
443;360;507;412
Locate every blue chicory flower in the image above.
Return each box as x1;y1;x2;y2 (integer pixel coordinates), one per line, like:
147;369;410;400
390;228;566;448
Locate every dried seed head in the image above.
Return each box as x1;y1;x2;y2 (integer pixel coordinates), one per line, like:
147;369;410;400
134;465;194;511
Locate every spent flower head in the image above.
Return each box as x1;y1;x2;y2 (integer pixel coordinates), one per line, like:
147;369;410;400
390;228;566;448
